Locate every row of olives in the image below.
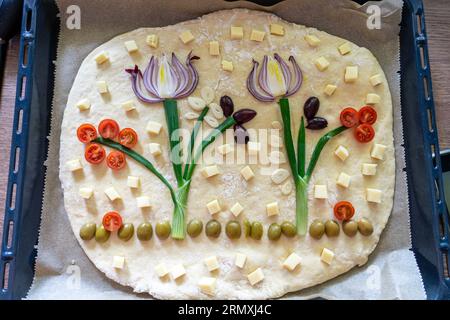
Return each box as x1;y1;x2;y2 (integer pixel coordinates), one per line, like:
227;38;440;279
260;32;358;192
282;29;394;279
309;218;374;239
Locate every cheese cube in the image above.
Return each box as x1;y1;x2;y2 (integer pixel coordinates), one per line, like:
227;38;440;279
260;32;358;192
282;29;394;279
315;56;330;71
79;187;93;199
217;144;232;155
96;81;108;94
230;26;244;40
240;166;255;181
345;66;359;83
154;263;169;277
270;23;285;36
104;187;121;201
221;60;233;72
362;163;378;176
136;196;151;208
179;30;194;44
121;100;136;112
371;143;387;160
266;202;280;216
171;264;186;280
338;42;352;55
324;84;337;96
305;34;321;47
146;34;159;48
204;256;219;272
230;202;244;217
250;29;265;42
283;253;301;271
209;41;220;56
314;185;328;199
146;121;162;135
336;172;351;188
76;99;91;111
66;159;83;171
127;176;140;188
206;199;221;215
113;256;125;269
148;143;162;156
94;51;109;64
370;74;383;87
321;248;334;265
124;40;138;53
334;145;349;162
201;165;220;178
235;253;247;268
366;93;381;105
366;188;382;203
198;277;216;296
247;268;264;286
247;141;260;155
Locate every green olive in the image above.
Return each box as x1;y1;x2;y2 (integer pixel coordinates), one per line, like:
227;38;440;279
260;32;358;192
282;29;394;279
79;223;96;240
118;223;134;241
205;219;221;238
342;220;358;237
325;220;340;237
225;221;241;239
250;221;263;240
281;221;296;238
95;224;110;243
137;222;153;241
243;219;251;237
309;220;325;239
268;223;282;240
187;219;203;238
358;218;374;236
155;221;171;240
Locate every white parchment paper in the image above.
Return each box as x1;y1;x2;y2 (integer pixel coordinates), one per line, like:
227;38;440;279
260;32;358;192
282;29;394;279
26;0;426;299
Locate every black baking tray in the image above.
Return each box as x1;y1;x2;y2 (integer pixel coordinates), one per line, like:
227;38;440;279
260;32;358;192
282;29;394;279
1;0;448;299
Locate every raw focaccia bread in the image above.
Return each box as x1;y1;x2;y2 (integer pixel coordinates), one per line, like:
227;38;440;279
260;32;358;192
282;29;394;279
60;9;395;299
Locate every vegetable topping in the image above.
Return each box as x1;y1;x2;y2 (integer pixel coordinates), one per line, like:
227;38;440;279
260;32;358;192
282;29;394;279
84;143;106;164
102;211;123;232
106;151;127;170
77;124;97;143
118;128;138;148
98;119;120;139
333;201;355;221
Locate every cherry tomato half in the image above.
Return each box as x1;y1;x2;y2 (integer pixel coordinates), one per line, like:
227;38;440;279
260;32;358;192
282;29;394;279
118;128;138;148
98;119;120;140
358;106;378;125
340;108;359;128
354;123;375;143
334;201;355;221
84;143;106;164
102;211;123;232
77;124;97;143
106;151;126;170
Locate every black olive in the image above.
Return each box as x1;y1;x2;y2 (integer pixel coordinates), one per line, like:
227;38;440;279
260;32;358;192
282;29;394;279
233;108;257;125
303;97;320;120
234;124;249;144
306;117;328;130
220;95;234;117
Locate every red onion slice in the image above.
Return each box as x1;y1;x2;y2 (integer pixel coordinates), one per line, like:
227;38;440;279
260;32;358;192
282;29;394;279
285;56;303;97
246;60;274;102
176;52;200;99
274;53;291;94
258;55;272;95
172;53;189;96
143;56;160;98
127;66;163;103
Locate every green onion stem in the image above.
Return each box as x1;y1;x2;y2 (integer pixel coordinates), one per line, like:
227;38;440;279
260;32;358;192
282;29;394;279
295;177;308;235
297;117;306;177
163;99;184;187
278;98;299;184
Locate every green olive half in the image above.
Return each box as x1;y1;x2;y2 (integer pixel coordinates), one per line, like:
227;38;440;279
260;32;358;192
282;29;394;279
79;223;96;240
309;220;325;239
325;220;340;237
187;219;203;238
205;219;221;238
268;223;282;241
250;222;263;240
155;221;171;240
342;220;358;237
226;221;241;239
137;222;153;241
118;223;134;241
281;221;296;238
358;218;374;236
95;224;110;243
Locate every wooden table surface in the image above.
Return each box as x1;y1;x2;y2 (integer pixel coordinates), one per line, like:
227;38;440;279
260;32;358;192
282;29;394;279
0;0;449;235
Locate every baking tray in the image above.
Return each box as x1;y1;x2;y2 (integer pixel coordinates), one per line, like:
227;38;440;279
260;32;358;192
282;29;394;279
1;0;448;300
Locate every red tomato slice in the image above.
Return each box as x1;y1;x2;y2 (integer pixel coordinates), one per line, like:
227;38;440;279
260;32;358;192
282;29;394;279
102;211;123;232
359;106;378;125
106;151;126;170
354;124;375;143
334;201;355;221
77;124;97;143
98;119;120;139
340;108;359;128
84;143;106;164
118;128;138;148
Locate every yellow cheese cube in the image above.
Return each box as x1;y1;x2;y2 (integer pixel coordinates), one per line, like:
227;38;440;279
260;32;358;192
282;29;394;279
324;84;337;96
154;263;169;277
217;144;233;155
366;93;381;105
104;187;121;201
230;26;244;40
146;34;159;48
148;143;162;156
198;277;216;296
171;264;186;280
362;163;378;176
336;172;351;188
366;188;382;203
247;268;264;286
179;30;194;44
235;253;247;268
345;66;359;83
247;141;260;155
112;256;125;269
96;81;108;94
136;196;151;208
270;23;285;36
204;256;220;272
79;187;93;199
250;29;265;42
314;185;328;199
206;199;221;215
304;34;321;47
124;40;138;53
338;42;352;55
121;100;136;112
221;60;234;72
209;41;220;56
201;165;220;178
66;159;83;171
321;248;334;265
370;74;383;87
283;253;301;271
230;202;244;217
371;143;387;160
127;176;140;188
146;121;162;135
314;56;330;71
240;166;255;181
266;202;280;216
76;99;91;111
94;51;109;64
334;145;349;162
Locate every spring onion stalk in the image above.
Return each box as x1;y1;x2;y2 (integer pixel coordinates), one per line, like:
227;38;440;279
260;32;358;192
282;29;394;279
163;99;184;187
